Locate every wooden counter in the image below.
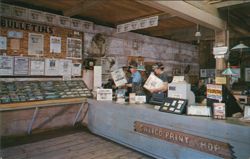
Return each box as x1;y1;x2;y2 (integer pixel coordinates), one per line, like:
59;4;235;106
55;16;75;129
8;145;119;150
87;99;250;159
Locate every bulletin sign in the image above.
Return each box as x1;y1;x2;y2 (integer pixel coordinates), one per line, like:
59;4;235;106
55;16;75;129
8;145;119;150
0;12;84;77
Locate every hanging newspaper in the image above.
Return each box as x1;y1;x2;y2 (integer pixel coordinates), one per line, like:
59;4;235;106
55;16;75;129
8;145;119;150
71;63;82;76
50;36;61;53
28;33;44;56
14;56;29;75
67;38;82;59
0;56;14;75
45;58;60;76
59;59;72;76
117;16;158;33
30;59;45;75
144;73;163;91
111;68;127;87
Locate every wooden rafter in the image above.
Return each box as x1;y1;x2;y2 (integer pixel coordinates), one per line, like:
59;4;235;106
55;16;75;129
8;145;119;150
136;0;226;31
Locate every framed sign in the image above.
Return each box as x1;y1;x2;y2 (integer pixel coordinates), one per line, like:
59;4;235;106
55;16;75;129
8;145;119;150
213;103;226;119
97;89;112;101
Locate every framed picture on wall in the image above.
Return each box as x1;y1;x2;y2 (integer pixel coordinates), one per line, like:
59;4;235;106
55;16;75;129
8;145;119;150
245;68;250;82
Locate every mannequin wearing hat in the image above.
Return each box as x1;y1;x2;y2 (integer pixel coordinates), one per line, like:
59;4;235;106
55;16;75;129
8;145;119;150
149;62;170;93
126;61;142;94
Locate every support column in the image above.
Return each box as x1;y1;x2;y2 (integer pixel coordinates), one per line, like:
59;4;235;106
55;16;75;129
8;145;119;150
214;30;228;76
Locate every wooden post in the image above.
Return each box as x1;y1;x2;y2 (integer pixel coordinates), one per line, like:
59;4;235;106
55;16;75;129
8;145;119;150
214;30;228;76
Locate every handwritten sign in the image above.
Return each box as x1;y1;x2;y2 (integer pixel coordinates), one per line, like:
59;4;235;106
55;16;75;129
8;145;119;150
134;121;233;159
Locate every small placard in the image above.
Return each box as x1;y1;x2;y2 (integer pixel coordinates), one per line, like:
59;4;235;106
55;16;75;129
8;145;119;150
135;95;146;104
244;106;250;118
213;103;226;119
129;93;136;104
215;76;227;85
97;89;112;101
187;105;211;117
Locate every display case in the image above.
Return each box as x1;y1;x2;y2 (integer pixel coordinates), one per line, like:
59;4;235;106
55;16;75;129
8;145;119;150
160;97;188;114
0;80;92;104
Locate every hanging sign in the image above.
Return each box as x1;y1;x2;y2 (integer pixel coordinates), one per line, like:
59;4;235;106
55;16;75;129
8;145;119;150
117;16;158;33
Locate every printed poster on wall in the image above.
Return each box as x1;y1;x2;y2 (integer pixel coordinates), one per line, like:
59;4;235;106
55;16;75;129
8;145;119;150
0;36;7;50
30;59;45;75
67;38;82;59
28;33;44;56
0;56;14;75
59;59;72;76
14;56;29;75
111;68;127;87
45;58;60;76
71;63;82;76
50;36;61;53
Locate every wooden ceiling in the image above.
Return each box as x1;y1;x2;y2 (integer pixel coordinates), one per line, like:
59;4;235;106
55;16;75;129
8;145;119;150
2;0;250;44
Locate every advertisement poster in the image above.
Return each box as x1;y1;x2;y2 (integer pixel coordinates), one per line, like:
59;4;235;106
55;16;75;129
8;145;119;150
28;33;44;56
111;68;127;87
67;38;82;59
71;63;82;76
206;84;223;101
14;56;29;75
50;36;61;53
45;58;60;76
0;56;14;75
30;59;45;75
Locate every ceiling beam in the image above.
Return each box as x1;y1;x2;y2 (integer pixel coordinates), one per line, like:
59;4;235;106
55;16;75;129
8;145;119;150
212;0;250;8
184;0;219;16
63;0;101;17
136;0;226;31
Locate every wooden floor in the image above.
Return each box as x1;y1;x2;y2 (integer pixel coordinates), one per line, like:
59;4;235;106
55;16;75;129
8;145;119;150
1;131;153;159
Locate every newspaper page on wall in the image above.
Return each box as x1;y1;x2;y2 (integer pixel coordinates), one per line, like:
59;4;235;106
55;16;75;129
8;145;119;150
144;73;163;90
30;59;45;75
111;68;127;87
71;63;82;76
0;56;14;75
28;33;44;56
45;58;60;76
67;38;82;59
50;36;61;53
14;56;29;75
59;59;72;76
